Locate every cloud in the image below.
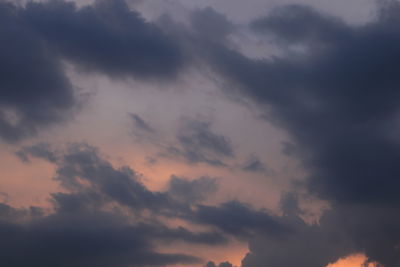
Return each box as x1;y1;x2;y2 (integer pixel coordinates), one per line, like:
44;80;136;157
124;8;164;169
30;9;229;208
130;113;156;134
1;142;237;266
163;119;235;167
15;142;59;163
10;141;374;267
51;143;188;216
191;7;234;43
177;120;234;157
0;0;184;143
250;4;350;45
241;155;273;174
24;0;183;79
167;175;218;204
0;1;76;143
0;207;201;267
204;261;234;267
203;2;400;265
191;201;289;239
4;0;400;266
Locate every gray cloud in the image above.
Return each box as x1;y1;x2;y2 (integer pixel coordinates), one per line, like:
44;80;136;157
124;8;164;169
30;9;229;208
163;119;235;167
202;2;400;265
191;7;234;43
0;0;184;143
204;261;234;267
4;0;400;266
24;0;183;79
1;142;236;266
241;155;273;174
168;175;218;204
0;1;76;143
0;207;201;267
15;142;59;163
130;113;156;134
191;201;290;239
251;4;351;46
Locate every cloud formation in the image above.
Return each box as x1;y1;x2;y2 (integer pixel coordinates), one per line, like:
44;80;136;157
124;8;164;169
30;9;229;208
202;1;400;266
6;143;235;266
4;0;400;266
0;0;183;143
165;119;235;167
0;1;76;142
24;0;183;78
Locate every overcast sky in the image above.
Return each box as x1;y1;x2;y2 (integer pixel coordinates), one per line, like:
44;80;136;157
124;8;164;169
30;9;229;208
0;0;398;266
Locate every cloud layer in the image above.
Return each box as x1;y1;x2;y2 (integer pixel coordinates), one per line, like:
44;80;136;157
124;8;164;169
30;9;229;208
3;0;400;266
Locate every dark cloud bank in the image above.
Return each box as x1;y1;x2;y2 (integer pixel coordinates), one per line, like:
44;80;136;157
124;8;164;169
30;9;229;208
198;1;400;266
7;143;234;266
0;0;182;142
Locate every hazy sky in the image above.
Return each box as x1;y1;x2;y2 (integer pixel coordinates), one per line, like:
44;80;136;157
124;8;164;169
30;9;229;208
0;0;399;266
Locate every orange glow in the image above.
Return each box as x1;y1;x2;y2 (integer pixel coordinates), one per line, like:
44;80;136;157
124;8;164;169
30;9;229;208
159;239;248;267
0;148;57;208
327;254;378;267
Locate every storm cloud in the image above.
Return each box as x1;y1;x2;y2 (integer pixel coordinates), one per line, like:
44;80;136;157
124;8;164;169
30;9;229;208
3;0;400;266
0;1;76;142
23;0;183;79
0;0;183;143
203;1;400;266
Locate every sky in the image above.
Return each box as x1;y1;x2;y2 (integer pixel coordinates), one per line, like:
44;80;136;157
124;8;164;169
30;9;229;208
0;0;399;266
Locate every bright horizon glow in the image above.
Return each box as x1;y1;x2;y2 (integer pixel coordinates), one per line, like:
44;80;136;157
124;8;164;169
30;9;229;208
328;254;379;267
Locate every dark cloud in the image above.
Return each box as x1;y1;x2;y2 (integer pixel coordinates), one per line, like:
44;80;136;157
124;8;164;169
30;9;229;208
191;7;234;43
177;120;234;157
0;143;237;266
0;208;201;267
251;4;350;46
5;0;400;265
0;1;76;143
15;142;59;163
0;0;184;143
241;196;352;267
167;175;218;204
129;117;235;167
130;113;155;133
241;155;273;174
218;262;234;267
204;261;234;267
204;2;400;265
50;143;190;217
191;201;289;239
164;119;235;167
213;1;400;204
23;0;183;79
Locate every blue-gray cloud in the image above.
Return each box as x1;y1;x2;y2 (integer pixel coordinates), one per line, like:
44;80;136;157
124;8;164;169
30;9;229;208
203;2;400;266
0;0;183;143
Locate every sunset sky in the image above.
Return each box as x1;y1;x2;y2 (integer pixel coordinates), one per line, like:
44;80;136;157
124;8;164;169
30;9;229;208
0;0;399;266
